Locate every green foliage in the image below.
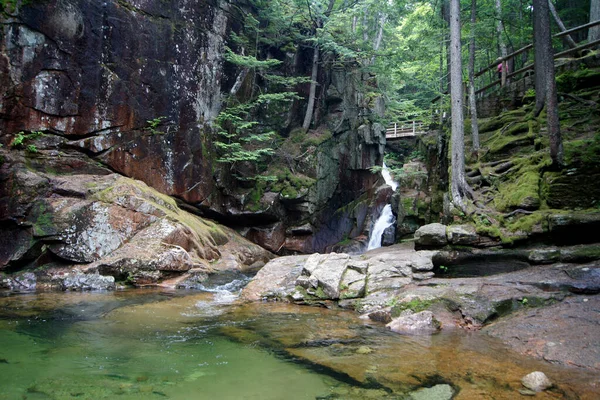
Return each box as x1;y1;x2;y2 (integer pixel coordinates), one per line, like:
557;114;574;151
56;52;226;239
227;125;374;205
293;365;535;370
11;132;26;147
145;116;166;135
0;0;28;13
224;47;282;70
564;134;600;166
11;131;43;151
492;169;540;212
269;168;315;199
214;92;299;177
505;211;546;233
385;297;399;307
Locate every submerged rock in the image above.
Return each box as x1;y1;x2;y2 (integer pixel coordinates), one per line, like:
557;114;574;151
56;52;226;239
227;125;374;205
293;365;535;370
521;371;553;392
386;311;441;335
409;384;454;400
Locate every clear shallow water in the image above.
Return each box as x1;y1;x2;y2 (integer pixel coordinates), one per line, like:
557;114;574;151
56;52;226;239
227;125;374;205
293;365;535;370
0;289;598;400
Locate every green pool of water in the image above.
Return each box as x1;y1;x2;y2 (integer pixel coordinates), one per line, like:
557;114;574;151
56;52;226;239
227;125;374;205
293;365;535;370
0;289;597;399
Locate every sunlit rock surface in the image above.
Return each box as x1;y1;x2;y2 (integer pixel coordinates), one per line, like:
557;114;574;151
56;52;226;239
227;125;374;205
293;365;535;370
0;166;273;288
242;243;434;302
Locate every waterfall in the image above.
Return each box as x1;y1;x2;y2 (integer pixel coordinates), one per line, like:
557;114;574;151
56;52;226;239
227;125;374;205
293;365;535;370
366;163;398;251
367;204;395;250
382;162;398;191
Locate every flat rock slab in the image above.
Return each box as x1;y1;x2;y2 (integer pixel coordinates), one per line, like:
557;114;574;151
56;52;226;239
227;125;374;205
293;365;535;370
484;296;600;371
241;255;309;301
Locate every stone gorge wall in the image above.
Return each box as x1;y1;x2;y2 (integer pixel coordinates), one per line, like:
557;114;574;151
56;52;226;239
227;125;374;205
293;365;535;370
0;0;385;259
1;0;228;203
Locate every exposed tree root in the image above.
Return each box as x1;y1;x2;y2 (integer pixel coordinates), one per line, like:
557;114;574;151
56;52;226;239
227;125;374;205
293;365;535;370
493;161;514;174
559;92;598;107
503;209;534;218
481;159;511;168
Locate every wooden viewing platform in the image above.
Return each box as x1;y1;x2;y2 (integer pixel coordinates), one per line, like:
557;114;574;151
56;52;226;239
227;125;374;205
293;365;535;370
386;121;426;139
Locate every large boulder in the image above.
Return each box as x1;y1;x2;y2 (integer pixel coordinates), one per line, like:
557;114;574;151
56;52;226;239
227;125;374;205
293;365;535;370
547;212;600;245
447;224;479;246
0;272;36;291
414;223;448;247
0;170;274;289
60;272;115;291
241;243;435;302
521;371;553;392
241;255;309;301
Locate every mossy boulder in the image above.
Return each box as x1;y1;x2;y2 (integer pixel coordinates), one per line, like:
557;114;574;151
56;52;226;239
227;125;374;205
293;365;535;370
1;170;273;288
542;167;600;209
494;170;541;211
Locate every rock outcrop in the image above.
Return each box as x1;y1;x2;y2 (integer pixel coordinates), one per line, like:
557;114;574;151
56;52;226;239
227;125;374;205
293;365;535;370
0;150;273;289
241;243;434;302
0;0;386;255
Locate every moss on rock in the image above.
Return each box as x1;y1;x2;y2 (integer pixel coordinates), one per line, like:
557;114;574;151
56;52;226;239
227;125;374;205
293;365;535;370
494;170;540;212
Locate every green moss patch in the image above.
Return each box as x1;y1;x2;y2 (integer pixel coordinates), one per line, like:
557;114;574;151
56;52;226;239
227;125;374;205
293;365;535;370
493;170;540;212
90;176;228;247
29;201;57;237
505;211;547;233
564;134;600;167
390;298;433;318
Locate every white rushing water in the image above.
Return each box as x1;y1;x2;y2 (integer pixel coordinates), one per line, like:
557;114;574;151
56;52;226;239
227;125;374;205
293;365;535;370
367;204;395;250
382;162;398;190
367;163;399;251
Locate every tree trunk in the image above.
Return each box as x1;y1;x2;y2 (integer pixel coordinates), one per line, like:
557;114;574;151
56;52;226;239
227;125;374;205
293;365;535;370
442;0;451;93
548;0;577;49
370;12;387;64
230;68;249;96
468;0;480;153
495;0;508;86
533;0;564;167
450;0;471;210
301;0;333;132
590;0;600;43
362;6;369;43
302;46;319;131
533;0;547;117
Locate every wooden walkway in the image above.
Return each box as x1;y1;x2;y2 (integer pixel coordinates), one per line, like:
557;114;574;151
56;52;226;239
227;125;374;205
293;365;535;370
386;121;426;140
474;19;600;96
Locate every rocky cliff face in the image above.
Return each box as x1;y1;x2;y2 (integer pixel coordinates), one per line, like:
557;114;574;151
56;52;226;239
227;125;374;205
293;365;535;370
1;0;227;202
0;0;385;276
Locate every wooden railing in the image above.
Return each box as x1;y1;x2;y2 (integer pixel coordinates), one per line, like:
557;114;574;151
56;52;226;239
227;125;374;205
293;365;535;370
386;121;426;139
474;20;600;96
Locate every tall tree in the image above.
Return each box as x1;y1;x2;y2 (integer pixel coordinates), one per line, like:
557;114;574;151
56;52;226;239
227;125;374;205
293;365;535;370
468;0;480;153
533;0;564;167
495;0;508;86
302;0;336;132
590;0;600;43
548;0;577;49
449;0;471;210
370;11;388;64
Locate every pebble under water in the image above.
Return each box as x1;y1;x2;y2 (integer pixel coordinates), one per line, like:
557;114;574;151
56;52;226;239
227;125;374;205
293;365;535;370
0;288;598;400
